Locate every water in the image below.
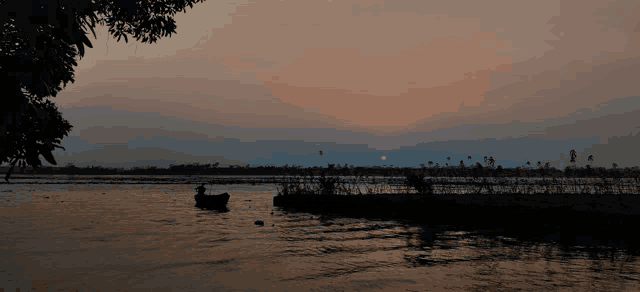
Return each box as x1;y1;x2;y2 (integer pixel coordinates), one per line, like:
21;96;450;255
2;179;640;291
6;174;639;195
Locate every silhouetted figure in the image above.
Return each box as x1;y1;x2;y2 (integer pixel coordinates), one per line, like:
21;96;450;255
196;183;206;195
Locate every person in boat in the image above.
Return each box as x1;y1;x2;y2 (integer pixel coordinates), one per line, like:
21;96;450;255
196;183;207;195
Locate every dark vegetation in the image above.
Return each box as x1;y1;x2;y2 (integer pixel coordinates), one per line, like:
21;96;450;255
272;150;640;251
3;160;638;178
1;0;206;181
3;150;640;192
270;151;639;196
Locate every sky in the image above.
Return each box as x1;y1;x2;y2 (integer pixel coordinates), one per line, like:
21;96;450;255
43;0;640;168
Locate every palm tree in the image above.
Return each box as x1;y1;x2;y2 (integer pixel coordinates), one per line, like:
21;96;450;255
428;161;433;167
318;150;329;167
569;149;582;169
488;156;495;169
523;160;532;180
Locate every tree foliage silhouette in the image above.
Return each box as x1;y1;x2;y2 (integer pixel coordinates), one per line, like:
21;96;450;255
1;0;205;181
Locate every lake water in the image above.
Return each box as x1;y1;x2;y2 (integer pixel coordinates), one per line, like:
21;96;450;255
2;179;640;291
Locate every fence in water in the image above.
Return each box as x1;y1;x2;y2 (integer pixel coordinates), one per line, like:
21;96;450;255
275;175;640;195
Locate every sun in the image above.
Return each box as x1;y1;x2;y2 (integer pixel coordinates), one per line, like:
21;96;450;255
381;156;386;161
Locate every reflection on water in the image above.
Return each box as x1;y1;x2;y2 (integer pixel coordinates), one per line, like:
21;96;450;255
1;181;639;291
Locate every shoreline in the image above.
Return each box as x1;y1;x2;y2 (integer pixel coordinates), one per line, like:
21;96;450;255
273;192;640;250
273;192;640;224
274;192;640;215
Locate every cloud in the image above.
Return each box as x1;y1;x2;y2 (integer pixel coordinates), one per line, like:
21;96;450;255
59;76;360;130
64;0;640;133
48;0;640;168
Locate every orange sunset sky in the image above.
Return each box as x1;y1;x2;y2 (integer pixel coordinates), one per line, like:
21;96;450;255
48;0;640;168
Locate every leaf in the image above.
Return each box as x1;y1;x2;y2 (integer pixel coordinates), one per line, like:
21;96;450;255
5;165;15;182
81;33;93;48
26;156;41;168
123;33;128;43
40;148;58;165
42;138;54;149
88;13;97;39
76;42;85;57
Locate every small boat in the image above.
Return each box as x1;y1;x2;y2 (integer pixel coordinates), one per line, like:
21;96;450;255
195;192;230;207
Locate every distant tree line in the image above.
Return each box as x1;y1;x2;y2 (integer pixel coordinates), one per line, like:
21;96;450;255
2;161;638;179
